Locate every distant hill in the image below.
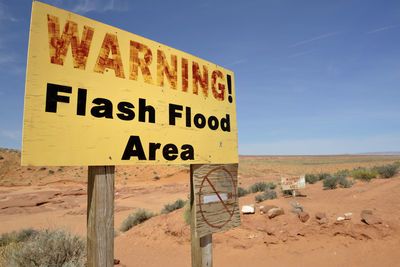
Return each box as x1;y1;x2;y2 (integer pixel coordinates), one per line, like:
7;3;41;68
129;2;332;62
356;152;400;156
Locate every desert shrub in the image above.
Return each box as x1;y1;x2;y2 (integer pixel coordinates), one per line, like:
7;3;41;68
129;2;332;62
318;173;331;180
267;182;277;190
248;181;276;193
120;208;156;232
254;189;277;203
337;176;354;188
1;229;86;267
39;167;46;171
262;189;277;200
254;194;264;203
0;228;38;247
248;182;267;193
335;169;351;177
323;176;339;190
48;170;54;175
161;199;186;214
374;164;398;178
237;187;249;197
351;167;377;181
305;174;319;184
15;229;38;243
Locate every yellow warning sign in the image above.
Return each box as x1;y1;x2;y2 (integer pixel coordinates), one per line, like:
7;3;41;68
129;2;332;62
22;1;238;166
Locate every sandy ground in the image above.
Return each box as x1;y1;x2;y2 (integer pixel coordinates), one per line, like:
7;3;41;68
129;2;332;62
1;149;400;266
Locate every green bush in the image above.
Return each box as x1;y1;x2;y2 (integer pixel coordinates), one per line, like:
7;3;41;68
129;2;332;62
323;176;339;190
254;189;277;203
120;209;156;232
337;176;354;188
248;181;276;193
334;169;351;177
267;182;277;190
0;228;38;247
254;194;264;203
318;173;331;180
305;174;319;184
351;167;377;181
161;199;186;214
237;187;249;197
374;164;398;178
1;229;86;267
262;189;277;200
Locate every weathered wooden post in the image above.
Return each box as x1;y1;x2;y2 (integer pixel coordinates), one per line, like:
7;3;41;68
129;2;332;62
191;165;213;267
87;166;115;267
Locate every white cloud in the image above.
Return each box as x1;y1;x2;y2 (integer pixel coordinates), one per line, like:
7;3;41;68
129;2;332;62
225;59;247;67
0;3;18;22
290;32;340;47
71;0;128;14
367;25;398;34
0;130;21;140
288;50;314;58
239;135;400;155
0;54;16;64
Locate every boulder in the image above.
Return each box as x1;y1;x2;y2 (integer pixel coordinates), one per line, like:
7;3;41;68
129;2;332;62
315;212;326;220
268;207;284;219
361;210;382;225
318;217;329;224
361;210;373;216
344;212;352;220
241;204;255;214
289;202;303;213
336;216;345;221
260;205;278;213
298;211;310;222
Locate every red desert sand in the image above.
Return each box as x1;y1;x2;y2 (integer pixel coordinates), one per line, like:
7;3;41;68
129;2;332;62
1;149;400;267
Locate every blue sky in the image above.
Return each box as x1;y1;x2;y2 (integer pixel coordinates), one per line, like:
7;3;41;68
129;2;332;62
0;0;399;155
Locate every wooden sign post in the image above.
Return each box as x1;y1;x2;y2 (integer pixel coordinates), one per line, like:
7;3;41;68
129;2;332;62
87;166;115;267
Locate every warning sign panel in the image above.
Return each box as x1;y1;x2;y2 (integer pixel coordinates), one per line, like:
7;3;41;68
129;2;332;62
22;1;237;166
192;164;240;238
281;176;306;191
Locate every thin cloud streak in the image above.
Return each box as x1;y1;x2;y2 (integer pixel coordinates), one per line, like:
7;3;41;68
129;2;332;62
288;50;314;58
290;32;339;47
71;0;128;14
0;3;18;22
367;25;398;34
0;54;17;65
225;59;247;67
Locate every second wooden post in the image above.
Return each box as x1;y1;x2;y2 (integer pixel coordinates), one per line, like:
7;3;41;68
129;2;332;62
191;165;213;267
